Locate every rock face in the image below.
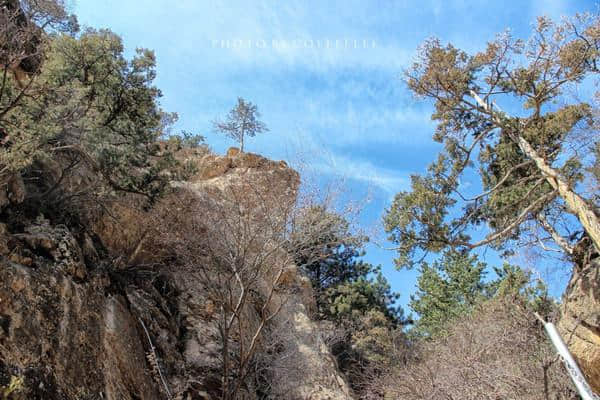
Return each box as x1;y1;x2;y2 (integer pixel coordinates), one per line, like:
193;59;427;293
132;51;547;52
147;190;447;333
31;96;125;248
177;148;352;400
0;231;161;399
0;148;352;399
268;301;350;399
558;243;600;393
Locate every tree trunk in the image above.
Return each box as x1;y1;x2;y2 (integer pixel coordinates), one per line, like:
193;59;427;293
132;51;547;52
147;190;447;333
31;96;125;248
220;313;230;400
513;134;600;252
469;91;600;252
240;126;245;153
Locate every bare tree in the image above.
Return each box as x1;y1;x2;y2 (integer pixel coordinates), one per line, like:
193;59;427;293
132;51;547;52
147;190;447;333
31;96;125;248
146;160;313;399
141;150;374;399
150;187;281;397
213;98;268;153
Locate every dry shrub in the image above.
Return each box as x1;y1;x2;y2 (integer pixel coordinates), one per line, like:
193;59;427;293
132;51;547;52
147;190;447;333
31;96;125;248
142;173;300;399
126;149;368;398
377;298;577;400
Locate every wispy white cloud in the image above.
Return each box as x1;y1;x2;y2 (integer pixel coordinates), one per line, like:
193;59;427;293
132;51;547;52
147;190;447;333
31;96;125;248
316;153;409;200
283;135;410;196
326;155;409;196
76;0;417;73
205;38;412;73
301;100;435;146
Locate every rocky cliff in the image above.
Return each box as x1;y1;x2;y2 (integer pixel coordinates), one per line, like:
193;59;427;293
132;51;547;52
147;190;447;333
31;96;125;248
558;240;600;394
0;148;352;399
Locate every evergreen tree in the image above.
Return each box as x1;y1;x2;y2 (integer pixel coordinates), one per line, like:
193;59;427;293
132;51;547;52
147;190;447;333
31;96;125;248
325;267;402;325
291;205;372;315
213;97;268;152
488;263;553;316
409;250;488;338
290;205;407;395
384;15;600;269
290;205;404;386
291;205;402;321
1;27;182;207
410;250;553;338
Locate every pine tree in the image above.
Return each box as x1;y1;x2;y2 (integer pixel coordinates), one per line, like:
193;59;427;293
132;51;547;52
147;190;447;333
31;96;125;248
409;251;553;338
2;27;181;204
213;97;268;152
409;251;488;338
291;205;401;321
384;15;600;268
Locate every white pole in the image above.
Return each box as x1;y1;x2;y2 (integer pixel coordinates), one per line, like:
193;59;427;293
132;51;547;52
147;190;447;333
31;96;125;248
543;321;599;400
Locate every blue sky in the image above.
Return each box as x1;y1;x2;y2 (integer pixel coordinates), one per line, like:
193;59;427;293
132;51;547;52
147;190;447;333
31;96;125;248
73;0;596;310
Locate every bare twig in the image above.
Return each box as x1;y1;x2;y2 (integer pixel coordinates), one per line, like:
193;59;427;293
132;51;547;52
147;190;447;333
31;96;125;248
139;317;172;399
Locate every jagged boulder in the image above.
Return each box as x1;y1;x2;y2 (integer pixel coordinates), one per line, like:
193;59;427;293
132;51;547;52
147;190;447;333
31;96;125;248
12;219;87;279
